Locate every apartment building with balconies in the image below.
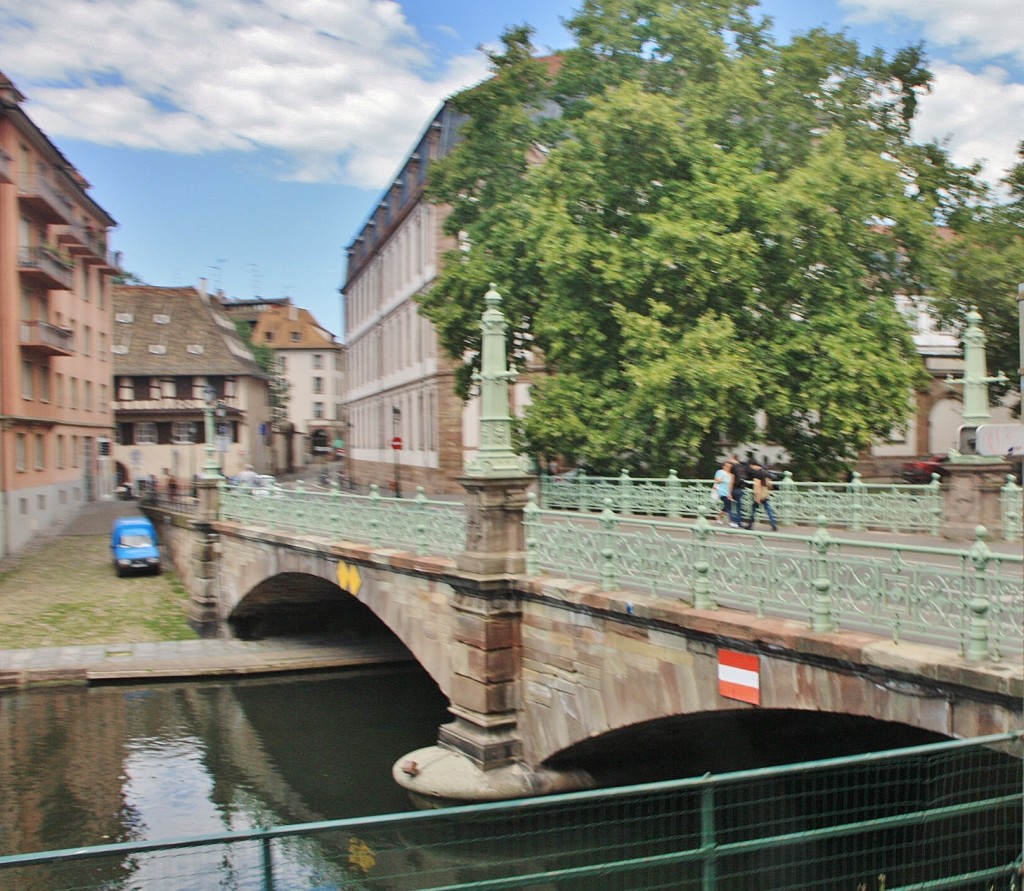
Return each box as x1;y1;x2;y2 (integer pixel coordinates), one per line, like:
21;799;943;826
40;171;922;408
111;284;272;489
0;72;120;556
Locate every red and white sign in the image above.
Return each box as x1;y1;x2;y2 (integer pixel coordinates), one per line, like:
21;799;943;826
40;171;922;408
390;436;403;450
717;649;760;705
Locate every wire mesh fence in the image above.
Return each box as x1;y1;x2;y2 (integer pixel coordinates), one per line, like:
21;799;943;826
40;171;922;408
2;732;1020;890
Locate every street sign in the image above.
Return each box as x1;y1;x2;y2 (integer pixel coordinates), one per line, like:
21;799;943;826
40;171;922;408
974;424;1024;457
390;436;403;450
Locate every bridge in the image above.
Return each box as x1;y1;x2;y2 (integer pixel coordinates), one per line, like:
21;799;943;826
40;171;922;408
146;471;1022;806
148;285;1022;806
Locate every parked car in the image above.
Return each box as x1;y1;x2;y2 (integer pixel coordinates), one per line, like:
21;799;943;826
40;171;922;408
897;455;950;484
110;516;161;577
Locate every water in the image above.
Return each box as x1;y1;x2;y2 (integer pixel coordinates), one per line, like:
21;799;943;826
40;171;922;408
0;666;450;859
1;669;1020;890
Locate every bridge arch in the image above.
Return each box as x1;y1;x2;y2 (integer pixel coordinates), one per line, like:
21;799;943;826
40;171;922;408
542;710;950;786
228;571;396;642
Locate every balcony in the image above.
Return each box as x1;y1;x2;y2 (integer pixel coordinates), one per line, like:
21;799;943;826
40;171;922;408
17;245;75;290
20;320;75;357
18;172;73;223
53;222;107;258
0;148;11;185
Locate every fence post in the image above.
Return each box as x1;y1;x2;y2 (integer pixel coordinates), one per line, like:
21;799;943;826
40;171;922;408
260;836;275;891
667;469;681;518
849;471;864;532
776;470;795;528
330;483;343;540
692;506;716;610
618;469;632;515
600;500;619;592
700;781;718;891
1000;474;1022;543
810;517;835;633
368;484;383;548
966;525;993;663
414;486;429;555
927;474;943;537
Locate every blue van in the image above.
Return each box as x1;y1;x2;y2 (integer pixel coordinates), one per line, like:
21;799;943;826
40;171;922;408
111;516;161;577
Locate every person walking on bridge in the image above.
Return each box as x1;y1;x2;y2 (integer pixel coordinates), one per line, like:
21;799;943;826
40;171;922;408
713;459;735;525
744;460;778;531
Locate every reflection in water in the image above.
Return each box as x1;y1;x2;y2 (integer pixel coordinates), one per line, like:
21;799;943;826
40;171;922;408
1;670;1020;890
0;665;450;860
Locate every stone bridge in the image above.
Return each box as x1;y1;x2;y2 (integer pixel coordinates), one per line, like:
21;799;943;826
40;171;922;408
150;474;1022;806
147;285;1021;804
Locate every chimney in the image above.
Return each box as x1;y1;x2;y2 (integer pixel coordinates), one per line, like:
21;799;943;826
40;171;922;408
198;277;208;300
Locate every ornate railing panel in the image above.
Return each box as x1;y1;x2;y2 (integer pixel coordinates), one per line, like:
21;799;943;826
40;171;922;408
524;497;1024;664
219;482;466;558
540;470;944;535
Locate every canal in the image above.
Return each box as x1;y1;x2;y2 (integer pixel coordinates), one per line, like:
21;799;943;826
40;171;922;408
1;662;1020;890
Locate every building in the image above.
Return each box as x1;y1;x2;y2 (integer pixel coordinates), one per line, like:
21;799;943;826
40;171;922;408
0;72;120;556
248;301;344;468
342;100;540;494
111;284;272;489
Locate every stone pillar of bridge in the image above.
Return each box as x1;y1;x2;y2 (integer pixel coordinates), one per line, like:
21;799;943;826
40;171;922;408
187;478;224;638
393;285;593;806
941;461;1013;540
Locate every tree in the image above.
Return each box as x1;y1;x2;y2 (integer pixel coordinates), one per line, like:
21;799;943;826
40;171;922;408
418;0;980;476
934;144;1024;406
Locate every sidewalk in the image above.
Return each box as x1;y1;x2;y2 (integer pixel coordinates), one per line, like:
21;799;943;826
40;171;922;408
0;636;413;689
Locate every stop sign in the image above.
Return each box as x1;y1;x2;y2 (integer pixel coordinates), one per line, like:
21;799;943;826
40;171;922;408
390;436;403;450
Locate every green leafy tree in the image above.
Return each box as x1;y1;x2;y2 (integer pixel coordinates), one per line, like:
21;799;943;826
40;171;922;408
419;0;981;476
934;144;1024;405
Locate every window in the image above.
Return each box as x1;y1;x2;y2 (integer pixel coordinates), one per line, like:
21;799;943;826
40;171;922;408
291;331;300;342
278;356;286;371
99;332;107;359
84;380;93;411
172;421;195;444
56;435;65;468
83;325;92;356
15;434;26;471
55;373;64;407
34;434;44;470
313;377;323;394
71;436;79;467
69;377;78;409
100;384;108;409
334;353;342;371
39;366;50;402
22;360;33;399
313;402;324;419
312;353;323;369
137;422;157;444
264;331;274;341
21;287;32;320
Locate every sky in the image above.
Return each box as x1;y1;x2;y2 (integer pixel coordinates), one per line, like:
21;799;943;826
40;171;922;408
1;0;1022;338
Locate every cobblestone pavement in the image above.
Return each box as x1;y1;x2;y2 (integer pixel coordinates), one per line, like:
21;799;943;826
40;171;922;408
0;498;411;688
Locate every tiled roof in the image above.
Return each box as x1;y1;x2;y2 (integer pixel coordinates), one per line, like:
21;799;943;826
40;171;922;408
251;302;339;351
111;285;267;377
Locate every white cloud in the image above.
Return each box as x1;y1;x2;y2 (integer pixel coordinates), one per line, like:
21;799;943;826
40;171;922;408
0;0;490;188
839;0;1024;68
913;62;1024;184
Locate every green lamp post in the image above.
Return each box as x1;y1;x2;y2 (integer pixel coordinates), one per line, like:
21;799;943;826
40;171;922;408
463;284;530;477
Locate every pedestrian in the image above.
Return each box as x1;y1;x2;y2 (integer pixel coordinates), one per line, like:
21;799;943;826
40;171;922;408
744;460;778;531
729;455;749;526
712;459;735;525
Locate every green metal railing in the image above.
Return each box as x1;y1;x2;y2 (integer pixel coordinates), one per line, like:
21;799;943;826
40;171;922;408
524;498;1024;664
2;732;1020;890
540;470;1024;541
220;482;466;557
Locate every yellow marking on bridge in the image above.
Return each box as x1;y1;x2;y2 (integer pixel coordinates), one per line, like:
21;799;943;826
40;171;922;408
336;561;362;596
